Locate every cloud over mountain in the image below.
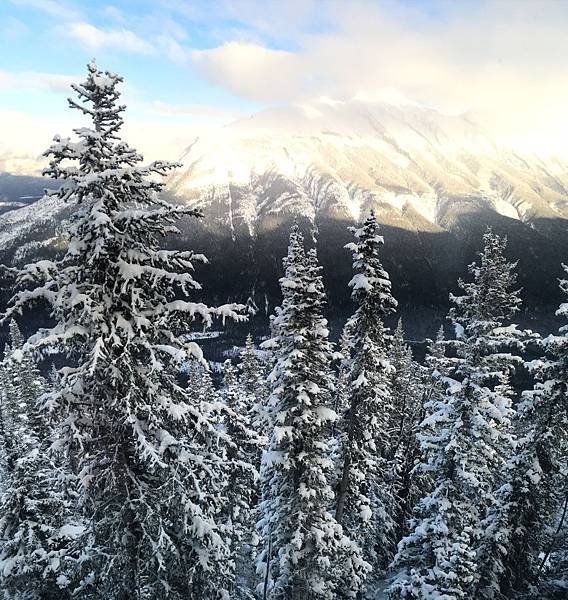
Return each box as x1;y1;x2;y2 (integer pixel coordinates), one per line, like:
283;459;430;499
191;1;568;155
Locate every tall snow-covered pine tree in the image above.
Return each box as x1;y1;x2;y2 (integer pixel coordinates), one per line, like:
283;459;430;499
0;320;79;598
258;225;367;600
390;229;522;600
335;211;398;575
387;320;426;543
5;61;244;599
479;263;568;598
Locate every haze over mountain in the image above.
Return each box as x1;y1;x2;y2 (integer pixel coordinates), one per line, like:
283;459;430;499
0;98;567;338
169;98;568;232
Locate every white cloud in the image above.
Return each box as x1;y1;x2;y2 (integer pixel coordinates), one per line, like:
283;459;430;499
148;100;241;121
9;0;79;20
0;70;76;93
0;110;68;174
162;0;323;45
66;22;155;54
190;0;568;153
193;43;302;103
0;107;213;174
155;36;191;63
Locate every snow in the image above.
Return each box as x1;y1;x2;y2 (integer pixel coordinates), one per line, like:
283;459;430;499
407;193;439;224
2;59;567;600
349;273;373;291
56;524;85;539
10;349;23;363
273;426;293;443
161;97;568;235
3;98;568;252
314;406;337;423
492;197;520;220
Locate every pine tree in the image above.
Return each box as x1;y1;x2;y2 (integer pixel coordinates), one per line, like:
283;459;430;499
478;263;568;598
389;229;522;600
426;326;450;378
0;342;20;474
0;321;51;472
258;226;367;600
219;359;265;598
0;320;79;598
184;355;218;406
238;333;270;433
7;319;50;441
4;61;244;599
418;324;452;460
0;359;8;482
387;320;426;543
335;211;398;576
333;322;354;418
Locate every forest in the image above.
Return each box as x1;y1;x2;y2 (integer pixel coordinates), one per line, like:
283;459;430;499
0;62;566;600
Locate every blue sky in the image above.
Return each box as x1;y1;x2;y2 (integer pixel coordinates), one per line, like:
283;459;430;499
0;1;267;114
1;0;567;172
0;0;490;119
0;0;358;117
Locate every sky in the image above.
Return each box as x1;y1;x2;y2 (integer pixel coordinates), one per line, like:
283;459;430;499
1;0;568;174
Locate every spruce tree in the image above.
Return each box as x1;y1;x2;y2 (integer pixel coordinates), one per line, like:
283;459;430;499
0;342;20;473
0;320;79;598
4;61;244;599
0;358;8;481
0;321;51;472
387;320;426;543
477;263;568;598
238;333;270;433
426;326;450;379
258;226;367;600
6;319;50;441
417;324;452;460
335;211;398;576
219;359;265;598
389;229;522;600
333;321;354;419
184;355;218;406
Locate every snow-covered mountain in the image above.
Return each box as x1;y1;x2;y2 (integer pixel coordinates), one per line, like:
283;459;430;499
2;98;568;255
0;99;567;324
166;99;568;237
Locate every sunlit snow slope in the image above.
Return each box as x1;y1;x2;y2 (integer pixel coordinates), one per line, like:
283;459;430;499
166;99;568;237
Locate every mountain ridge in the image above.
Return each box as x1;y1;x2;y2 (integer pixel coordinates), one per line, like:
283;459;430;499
166;99;568;239
0;99;566;337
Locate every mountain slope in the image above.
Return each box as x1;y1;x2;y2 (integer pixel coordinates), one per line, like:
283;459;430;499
0;99;566;335
167;99;568;237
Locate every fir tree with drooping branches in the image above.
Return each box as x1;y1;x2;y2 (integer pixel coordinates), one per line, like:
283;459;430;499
477;263;568;599
335;211;398;577
0;342;20;474
4;61;244;599
238;333;270;434
387;320;426;544
258;225;368;600
219;359;265;598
